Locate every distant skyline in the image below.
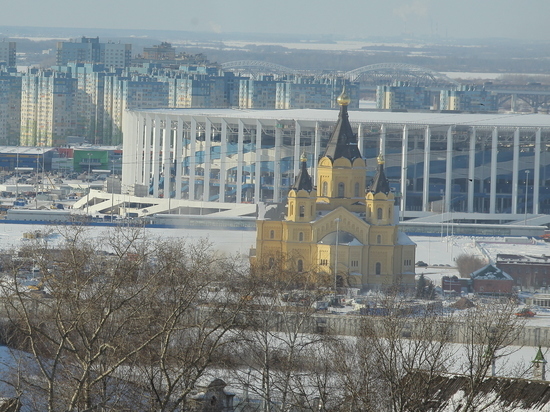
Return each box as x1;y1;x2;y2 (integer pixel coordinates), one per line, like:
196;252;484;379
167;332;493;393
2;0;550;42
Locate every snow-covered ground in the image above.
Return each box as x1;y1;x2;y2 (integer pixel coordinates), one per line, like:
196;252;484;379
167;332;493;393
0;223;548;280
0;222;257;257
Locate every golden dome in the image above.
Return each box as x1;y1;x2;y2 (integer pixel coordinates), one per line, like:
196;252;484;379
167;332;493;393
337;88;351;106
300;152;307;162
377;154;385;164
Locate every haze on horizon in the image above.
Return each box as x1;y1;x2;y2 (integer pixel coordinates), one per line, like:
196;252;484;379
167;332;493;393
1;0;549;42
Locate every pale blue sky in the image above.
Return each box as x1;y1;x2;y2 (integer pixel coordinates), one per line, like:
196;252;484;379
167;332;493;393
2;0;549;40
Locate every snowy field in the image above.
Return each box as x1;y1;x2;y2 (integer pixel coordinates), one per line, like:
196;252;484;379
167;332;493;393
0;222;258;258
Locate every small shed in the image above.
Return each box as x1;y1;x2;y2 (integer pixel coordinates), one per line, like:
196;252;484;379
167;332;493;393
189;379;235;412
470;264;514;294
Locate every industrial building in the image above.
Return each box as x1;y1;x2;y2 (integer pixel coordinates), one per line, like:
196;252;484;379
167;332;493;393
121;108;550;224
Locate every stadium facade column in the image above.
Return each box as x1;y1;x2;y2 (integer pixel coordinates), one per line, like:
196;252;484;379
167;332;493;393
237;120;245;203
203;118;212;202
379;123;386;158
220;119;228;203
422;125;431;211
490;126;498;214
254;120;262;204
468;127;475;213
445;126;453;213
293;121;301;177
357;123;364;156
142;115;151;194
534;128;541;214
152;115;161;199
274;126;282;202
136;114;145;189
121;111;136;188
175;117;184;200
189;117;197;200
512;127;520;214
314;121;320;183
163;115;171;200
400;124;409;219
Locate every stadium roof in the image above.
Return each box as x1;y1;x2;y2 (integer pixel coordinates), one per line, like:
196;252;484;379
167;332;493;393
131;108;550;128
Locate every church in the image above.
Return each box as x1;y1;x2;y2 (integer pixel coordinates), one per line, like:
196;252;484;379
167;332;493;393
254;90;416;291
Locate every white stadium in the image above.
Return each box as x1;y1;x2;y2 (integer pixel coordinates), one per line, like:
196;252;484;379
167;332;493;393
109;107;550;228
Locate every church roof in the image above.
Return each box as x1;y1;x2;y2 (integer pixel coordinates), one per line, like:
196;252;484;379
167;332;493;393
321;90;362;163
533;347;546;363
292;153;313;192
369;155;391;195
402;371;550;411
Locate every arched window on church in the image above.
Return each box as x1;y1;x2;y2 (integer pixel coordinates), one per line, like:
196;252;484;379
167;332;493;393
377;235;381;244
299;205;305;217
376;262;381;275
299;232;304;242
338;182;345;198
270;230;275;239
297;259;303;272
322;181;328;196
290;204;294;216
354;182;360;197
377;208;383;220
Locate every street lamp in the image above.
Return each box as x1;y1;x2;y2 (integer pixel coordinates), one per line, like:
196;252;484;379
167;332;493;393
524;170;530;225
334;218;340;300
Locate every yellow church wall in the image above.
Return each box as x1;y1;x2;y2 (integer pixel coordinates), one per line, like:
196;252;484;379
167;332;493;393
368;247;394;275
283;223;313;242
281;243;315;268
369;226;397;246
312;209;370;245
254;93;416;292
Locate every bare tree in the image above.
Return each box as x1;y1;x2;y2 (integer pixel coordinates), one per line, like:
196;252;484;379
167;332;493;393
456;254;487;278
133;240;253;412
452;298;527;412
231;253;331;412
0;225;252;411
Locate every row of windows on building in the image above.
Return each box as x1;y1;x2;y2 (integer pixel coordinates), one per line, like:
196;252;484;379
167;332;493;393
269;257;383;274
268;229;389;245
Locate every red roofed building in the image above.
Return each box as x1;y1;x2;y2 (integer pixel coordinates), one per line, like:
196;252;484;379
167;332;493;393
470;264;514;294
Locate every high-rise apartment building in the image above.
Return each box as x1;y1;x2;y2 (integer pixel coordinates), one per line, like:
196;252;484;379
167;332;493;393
0;71;21;145
239;77;278;109
142;42;176;61
440;86;498;112
276;77;358;109
55;63;108;144
376;83;432;110
103;74;169;145
0;41;16;67
56;37;132;68
165;72;242;108
240;76;358;109
20;69;77;146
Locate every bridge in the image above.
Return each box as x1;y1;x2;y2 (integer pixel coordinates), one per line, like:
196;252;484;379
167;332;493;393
344;63;460;87
221;61;550;111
